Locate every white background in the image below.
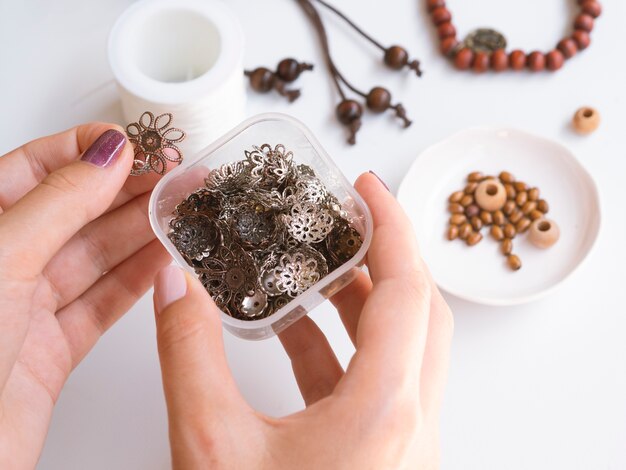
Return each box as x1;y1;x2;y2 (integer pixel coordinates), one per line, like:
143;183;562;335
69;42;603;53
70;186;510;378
1;0;625;469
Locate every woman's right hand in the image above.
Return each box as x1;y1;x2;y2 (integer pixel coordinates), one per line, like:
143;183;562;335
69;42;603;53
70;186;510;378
153;172;454;469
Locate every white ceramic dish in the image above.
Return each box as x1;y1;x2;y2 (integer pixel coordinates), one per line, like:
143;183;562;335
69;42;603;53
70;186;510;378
397;128;601;306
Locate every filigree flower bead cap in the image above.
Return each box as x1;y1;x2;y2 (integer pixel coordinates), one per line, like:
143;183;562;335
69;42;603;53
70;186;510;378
126;111;186;176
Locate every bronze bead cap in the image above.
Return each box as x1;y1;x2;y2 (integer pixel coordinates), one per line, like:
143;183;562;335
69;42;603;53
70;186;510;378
167;143;363;321
126;111;186;176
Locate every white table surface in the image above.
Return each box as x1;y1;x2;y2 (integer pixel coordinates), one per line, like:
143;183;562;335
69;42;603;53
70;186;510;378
2;0;625;468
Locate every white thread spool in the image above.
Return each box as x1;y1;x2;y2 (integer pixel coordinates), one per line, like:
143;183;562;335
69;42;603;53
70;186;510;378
108;0;245;157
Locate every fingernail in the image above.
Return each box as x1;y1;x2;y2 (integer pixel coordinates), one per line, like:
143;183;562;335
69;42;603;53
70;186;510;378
369;170;389;191
155;266;187;314
81;129;126;168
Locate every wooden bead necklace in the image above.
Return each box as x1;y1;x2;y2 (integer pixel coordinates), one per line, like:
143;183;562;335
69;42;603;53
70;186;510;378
428;0;602;72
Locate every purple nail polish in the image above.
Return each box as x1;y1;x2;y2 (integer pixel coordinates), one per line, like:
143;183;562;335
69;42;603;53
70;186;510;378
369;170;389;191
81;129;126;167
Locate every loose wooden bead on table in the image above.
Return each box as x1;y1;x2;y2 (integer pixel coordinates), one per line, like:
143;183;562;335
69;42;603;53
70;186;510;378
475;179;507;211
507;254;522;271
529;219;560;249
573;107;601;134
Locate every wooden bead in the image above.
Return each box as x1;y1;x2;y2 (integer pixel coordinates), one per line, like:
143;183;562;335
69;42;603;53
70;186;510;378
515;191;528;206
557;38;578;59
491;49;509;72
509;50;527;71
505;184;516;200
431;7;452;25
449;190;464;203
276;59;302;82
529;209;543;221
516;217;531;233
465;204;480;218
527;51;546;71
509;210;523;224
336;100;362;124
572;30;591;50
528;187;540;201
449;203;464;214
475;180;507;211
503;200;516;216
447;225;459;240
537;199;550;214
427;0;446;12
492;210;505;226
574;14;594;32
573;107;600;134
454;48;474;70
581;0;602;18
471;216;483;231
501;238;513;255
465;182;479;194
466;231;483;246
467;171;484;182
546;50;565;71
503;223;517;239
438;22;457;39
249;67;275;92
384;46;409;69
529;219;560;248
491;225;505;241
459;223;472;239
507;254;522;271
460;194;474;207
366;87;391;113
473;52;490;73
499;171;515;184
514;181;529;192
522;201;538;215
441;37;459;56
480;211;493;225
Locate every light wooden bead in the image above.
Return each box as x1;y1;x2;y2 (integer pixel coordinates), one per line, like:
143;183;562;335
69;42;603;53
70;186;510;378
573;107;600;134
529;218;560;249
474;179;507;212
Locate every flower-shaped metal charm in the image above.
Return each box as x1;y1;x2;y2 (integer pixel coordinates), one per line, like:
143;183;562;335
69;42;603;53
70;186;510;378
126;111;186;176
245;144;294;188
273;248;328;297
326;221;362;267
195;245;258;318
174;188;223;217
283;202;334;244
284;175;328;206
205;161;250;194
232;207;278;249
168;213;223;261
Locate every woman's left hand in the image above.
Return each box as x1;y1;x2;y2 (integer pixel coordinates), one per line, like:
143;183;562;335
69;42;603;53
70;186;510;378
0;124;171;469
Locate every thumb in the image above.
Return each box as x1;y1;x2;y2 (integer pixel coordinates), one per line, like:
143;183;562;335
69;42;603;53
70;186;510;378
154;266;247;429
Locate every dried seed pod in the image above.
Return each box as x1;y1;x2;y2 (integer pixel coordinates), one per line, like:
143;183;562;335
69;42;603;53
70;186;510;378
471;216;483;231
514;181;529;192
465;182;479;194
528;187;540;201
480;210;493;225
466;231;483;246
529;209;543;221
503;223;517;239
447;225;459;240
449;190;464;203
467;171;484;182
499;171;515;183
507;254;522;271
505;183;517;200
509;210;524;224
475;179;507;211
465;204;480;218
459;223;472;239
537;199;550;214
516;217;531;233
450;214;467;225
501;238;513;255
449;202;464;214
490;225;505;241
522;201;537;215
515;191;528;206
503;200;516;216
493;210;505;226
460;194;474;207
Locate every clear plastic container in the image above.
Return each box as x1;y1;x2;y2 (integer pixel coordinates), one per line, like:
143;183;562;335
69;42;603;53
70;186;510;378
149;113;373;340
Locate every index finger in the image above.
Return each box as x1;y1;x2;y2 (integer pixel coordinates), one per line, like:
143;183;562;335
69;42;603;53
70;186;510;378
338;172;431;400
